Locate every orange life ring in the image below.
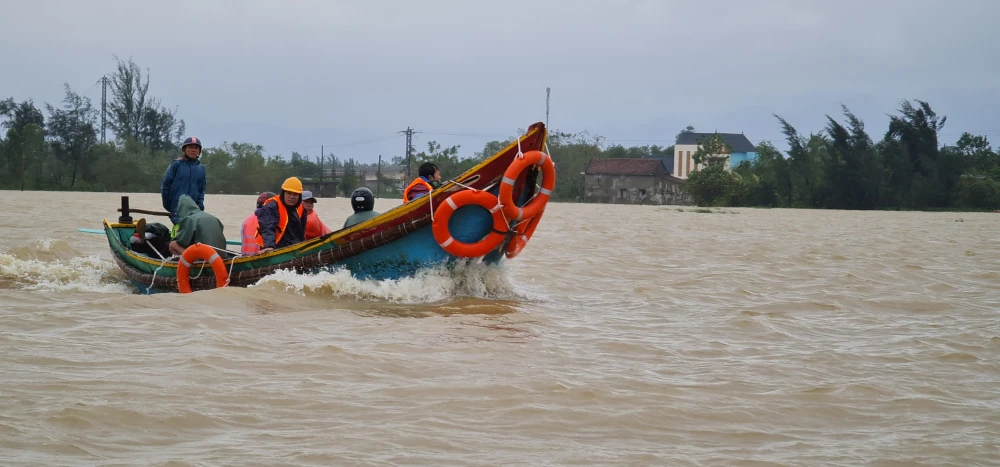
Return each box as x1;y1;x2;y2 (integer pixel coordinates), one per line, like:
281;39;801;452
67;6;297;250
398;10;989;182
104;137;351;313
432;190;507;258
505;210;544;259
498;150;556;222
177;243;229;293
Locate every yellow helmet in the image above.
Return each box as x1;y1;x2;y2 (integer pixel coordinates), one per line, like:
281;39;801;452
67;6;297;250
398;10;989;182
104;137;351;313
281;177;303;194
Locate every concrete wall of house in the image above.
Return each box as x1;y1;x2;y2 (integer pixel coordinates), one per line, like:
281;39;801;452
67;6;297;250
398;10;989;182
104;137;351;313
584;174;692;205
674;144;697;178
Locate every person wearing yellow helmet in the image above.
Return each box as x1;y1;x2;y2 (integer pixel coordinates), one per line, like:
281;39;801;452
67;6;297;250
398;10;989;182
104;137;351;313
255;177;310;252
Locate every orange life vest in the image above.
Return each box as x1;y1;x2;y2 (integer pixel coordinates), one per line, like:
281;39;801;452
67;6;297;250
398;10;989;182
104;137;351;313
240;214;260;255
304;212;332;240
403;177;434;203
255;195;305;248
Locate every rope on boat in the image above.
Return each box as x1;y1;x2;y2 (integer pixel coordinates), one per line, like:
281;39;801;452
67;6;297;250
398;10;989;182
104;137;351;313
141;235;174;295
200;243;244;287
451;180;479;192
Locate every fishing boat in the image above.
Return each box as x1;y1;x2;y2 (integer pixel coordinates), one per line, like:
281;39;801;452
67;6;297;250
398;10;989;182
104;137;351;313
98;122;554;294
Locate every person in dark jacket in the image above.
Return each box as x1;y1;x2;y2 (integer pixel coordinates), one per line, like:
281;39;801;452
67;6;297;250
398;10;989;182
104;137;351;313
168;195;228;256
256;177;309;252
161;136;207;226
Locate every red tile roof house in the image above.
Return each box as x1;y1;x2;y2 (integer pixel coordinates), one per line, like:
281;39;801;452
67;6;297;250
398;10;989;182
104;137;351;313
583;158;693;205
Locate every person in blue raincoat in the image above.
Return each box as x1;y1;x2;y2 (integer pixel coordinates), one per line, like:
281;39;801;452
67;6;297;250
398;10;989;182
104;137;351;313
161;136;207;231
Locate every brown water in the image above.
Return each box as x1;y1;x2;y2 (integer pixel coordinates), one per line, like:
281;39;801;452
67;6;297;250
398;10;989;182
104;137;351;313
1;191;998;466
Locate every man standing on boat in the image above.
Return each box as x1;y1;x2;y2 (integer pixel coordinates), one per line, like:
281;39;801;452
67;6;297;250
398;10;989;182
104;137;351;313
161;137;207;235
402;162;441;203
256;177;309;253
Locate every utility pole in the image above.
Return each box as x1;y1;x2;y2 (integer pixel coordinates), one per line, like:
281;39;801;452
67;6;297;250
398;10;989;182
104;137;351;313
545;87;550;129
397;127;419;180
100;76;108;143
376;154;382;199
320;145;324;183
405;127;413;180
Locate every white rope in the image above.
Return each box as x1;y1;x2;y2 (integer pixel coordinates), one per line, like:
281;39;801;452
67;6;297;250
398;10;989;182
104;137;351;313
429;190;434;222
148;256;172;295
135;232;172;294
516;136;524;159
450;180;479;192
202;244;243;287
189;262;207;279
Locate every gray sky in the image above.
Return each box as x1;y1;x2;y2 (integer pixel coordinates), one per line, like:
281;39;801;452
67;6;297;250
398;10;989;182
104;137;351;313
2;0;998;163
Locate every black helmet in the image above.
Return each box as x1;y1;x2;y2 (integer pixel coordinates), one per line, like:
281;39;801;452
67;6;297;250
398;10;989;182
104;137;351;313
351;187;374;213
181;136;202;150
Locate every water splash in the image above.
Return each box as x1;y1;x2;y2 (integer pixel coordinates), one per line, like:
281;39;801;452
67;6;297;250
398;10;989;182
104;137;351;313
250;262;542;304
0;239;131;294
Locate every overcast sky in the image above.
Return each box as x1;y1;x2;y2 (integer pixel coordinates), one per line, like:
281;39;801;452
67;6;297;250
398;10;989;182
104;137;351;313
2;0;997;163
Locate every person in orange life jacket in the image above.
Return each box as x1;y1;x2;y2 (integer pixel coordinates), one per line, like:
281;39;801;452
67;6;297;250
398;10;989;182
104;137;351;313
300;190;332;240
240;191;275;255
256;177;309;253
402;162;441;203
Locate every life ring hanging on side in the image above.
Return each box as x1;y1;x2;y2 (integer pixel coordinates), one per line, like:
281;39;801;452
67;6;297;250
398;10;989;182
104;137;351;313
177;243;229;293
498;150;556;222
432;190;508;258
505;210;544;259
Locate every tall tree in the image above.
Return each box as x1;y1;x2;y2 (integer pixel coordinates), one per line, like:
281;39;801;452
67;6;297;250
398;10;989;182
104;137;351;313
45;84;98;187
0;98;45;133
884;99;951;208
107;56;184;150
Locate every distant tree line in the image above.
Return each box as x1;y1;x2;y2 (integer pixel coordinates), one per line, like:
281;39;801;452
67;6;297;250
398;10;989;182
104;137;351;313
683;102;1000;210
3;58;994;210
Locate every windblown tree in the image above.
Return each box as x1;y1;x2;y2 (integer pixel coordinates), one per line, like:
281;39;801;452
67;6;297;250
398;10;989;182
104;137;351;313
0;98;45;133
45;84;98;188
107;56;185;151
883;99;953;209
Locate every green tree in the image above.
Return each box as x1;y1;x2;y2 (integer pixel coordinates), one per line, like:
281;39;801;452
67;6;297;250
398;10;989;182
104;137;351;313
3;124;47;190
684;164;740;206
0;98;45;134
692;132;731;167
45;84;98;188
107;56;184;149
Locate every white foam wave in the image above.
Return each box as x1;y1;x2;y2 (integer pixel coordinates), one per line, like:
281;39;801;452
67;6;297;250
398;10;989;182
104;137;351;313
251;262;542;304
0;240;131;294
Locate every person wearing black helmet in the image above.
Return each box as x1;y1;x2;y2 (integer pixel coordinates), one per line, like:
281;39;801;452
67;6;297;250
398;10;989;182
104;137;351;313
343;187;380;228
161;136;207;232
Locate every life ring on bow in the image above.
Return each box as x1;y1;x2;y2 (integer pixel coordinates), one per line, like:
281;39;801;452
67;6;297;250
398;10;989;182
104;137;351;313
505;210;544;259
177;243;229;293
432;190;507;258
498;150;556;222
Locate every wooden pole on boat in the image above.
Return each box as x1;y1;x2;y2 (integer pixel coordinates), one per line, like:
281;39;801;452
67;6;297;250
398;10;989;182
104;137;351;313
118;196;133;223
